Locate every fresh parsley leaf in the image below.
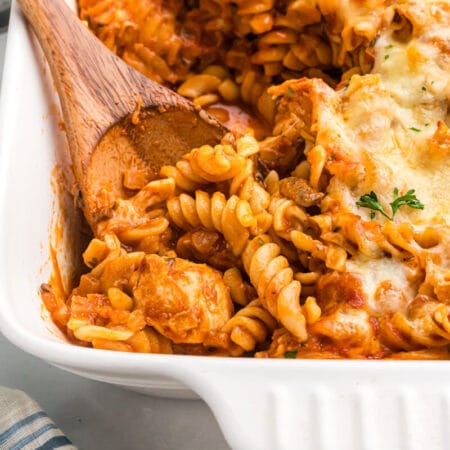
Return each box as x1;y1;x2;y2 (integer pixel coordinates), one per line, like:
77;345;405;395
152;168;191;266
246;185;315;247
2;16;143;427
284;350;298;359
356;191;391;220
357;188;424;221
390;188;424;219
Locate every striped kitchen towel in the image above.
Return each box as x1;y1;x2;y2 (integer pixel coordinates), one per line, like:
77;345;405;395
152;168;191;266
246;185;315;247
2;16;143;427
0;387;76;450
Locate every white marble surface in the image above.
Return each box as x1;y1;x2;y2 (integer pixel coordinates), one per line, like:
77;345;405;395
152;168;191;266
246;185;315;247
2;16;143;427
0;29;229;450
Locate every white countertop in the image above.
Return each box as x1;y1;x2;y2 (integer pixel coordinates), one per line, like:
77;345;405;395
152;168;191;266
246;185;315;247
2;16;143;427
0;29;229;450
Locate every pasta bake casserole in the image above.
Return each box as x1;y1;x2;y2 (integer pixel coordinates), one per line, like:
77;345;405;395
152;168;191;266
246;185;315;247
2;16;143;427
42;0;450;359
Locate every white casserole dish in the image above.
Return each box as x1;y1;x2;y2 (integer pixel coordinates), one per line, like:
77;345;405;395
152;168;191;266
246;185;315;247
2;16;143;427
1;2;450;449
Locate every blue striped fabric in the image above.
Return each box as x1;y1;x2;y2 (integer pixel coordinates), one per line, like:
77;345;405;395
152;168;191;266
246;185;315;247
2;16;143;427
0;412;48;443
36;436;73;450
0;387;76;450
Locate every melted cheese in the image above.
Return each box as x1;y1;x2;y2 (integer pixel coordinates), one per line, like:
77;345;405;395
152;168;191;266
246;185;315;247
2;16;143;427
326;3;450;323
346;256;417;316
328;16;450;226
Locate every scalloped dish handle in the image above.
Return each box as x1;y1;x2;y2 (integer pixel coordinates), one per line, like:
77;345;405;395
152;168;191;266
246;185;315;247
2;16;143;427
177;362;450;450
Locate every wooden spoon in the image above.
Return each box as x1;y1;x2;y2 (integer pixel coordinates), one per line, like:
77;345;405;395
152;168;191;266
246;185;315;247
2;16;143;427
17;0;227;227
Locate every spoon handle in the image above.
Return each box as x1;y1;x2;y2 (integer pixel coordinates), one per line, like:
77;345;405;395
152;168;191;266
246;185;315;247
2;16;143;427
18;0;123;148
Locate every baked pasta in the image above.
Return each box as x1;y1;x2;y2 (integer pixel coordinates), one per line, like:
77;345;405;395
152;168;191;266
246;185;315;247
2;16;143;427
43;0;450;359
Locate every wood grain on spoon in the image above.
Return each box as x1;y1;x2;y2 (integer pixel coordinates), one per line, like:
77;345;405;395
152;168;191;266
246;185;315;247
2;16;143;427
17;0;226;227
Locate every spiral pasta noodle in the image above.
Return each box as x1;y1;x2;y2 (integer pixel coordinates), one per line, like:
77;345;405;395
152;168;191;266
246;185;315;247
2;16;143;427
242;236;307;341
167;191;252;256
220;299;278;353
223;267;256;306
160;135;252;192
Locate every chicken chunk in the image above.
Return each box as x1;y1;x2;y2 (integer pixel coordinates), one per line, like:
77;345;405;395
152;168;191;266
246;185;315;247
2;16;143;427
132;254;233;343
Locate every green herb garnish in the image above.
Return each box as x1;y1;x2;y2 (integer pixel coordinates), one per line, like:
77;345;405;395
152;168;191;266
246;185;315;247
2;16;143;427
384;54;390;60
409;127;421;132
390;188;424;219
284;350;298;359
357;188;424;221
356;191;391;220
421;86;427;91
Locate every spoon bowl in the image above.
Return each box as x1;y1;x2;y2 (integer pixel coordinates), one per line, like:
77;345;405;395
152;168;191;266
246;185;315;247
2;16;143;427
17;0;226;227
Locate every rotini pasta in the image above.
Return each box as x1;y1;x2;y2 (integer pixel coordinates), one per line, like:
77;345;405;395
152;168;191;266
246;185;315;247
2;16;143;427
242;236;307;341
159;135;248;191
206;299;278;354
170;191;252;255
